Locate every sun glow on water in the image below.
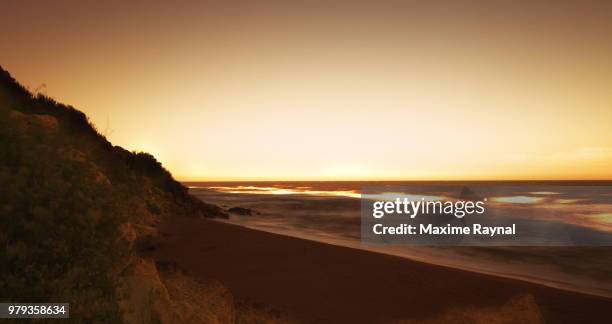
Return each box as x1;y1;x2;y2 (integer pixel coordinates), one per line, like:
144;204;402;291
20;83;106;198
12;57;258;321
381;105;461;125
491;196;545;204
205;185;362;198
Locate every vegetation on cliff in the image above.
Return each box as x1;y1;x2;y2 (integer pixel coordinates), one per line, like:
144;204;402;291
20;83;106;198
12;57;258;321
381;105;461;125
0;67;226;322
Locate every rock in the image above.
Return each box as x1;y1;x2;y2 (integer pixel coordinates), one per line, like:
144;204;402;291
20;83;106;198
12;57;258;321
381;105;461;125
228;207;253;216
459;186;482;201
187;196;229;219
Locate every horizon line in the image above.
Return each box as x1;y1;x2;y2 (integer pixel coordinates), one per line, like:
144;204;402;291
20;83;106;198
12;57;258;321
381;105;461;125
178;178;612;183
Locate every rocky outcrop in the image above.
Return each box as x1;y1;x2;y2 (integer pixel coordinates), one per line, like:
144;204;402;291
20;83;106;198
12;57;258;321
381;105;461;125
228;206;254;216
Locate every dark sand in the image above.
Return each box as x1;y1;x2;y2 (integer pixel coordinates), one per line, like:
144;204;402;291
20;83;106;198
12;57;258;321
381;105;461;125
148;215;612;323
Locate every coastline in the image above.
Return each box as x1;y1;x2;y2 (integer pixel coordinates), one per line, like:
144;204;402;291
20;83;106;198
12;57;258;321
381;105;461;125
147;215;612;323
221;219;611;299
188;183;612;299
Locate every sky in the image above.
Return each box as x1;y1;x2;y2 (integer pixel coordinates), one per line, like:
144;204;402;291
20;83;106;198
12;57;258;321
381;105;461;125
1;0;611;180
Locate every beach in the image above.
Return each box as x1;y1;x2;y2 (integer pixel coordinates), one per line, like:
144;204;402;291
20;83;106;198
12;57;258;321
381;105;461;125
187;183;612;298
147;215;612;323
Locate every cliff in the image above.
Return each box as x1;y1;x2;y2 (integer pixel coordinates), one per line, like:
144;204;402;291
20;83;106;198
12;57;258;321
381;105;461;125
0;66;233;322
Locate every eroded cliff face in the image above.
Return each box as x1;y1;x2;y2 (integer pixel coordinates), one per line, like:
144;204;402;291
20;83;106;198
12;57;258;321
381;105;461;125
117;258;237;324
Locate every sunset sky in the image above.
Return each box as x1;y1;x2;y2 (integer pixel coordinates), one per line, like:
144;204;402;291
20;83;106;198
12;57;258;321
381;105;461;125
1;0;611;180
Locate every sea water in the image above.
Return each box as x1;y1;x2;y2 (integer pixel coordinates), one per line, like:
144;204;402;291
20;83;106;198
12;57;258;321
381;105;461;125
186;181;612;298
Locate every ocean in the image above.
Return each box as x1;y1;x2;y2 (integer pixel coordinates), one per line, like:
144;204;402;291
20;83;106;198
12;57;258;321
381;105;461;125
185;181;612;298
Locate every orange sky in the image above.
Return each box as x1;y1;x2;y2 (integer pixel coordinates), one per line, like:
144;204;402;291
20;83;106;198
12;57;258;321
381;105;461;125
1;1;611;180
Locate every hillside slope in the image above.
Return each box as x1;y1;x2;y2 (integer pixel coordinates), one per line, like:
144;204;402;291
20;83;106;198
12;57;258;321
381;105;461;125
0;66;231;322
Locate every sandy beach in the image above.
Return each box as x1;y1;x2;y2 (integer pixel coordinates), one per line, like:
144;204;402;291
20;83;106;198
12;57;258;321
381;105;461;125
147;215;612;323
